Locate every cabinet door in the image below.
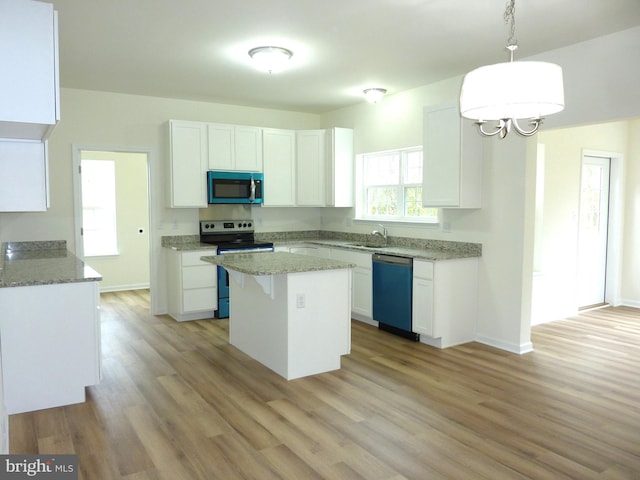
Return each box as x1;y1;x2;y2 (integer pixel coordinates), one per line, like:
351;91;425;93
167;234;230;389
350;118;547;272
412;277;434;337
169;120;208;208
327;128;354;207
0;140;48;212
0;0;58;139
208;124;234;170
422;103;482;208
234;126;262;172
332;249;372;318
296;130;326;206
352;267;373;318
263;128;296;206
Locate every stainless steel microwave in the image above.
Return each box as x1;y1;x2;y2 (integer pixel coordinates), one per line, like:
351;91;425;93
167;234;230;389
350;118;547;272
207;171;264;204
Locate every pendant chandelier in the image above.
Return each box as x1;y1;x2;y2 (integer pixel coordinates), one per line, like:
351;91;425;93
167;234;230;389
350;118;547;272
459;0;565;138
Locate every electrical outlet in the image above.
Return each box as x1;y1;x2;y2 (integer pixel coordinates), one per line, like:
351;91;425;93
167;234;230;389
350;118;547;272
296;294;305;308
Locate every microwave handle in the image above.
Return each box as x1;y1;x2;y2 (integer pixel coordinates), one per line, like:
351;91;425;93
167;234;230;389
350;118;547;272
249;175;256;203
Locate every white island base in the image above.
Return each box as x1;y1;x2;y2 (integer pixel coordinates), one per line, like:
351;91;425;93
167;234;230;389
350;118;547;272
227;268;351;380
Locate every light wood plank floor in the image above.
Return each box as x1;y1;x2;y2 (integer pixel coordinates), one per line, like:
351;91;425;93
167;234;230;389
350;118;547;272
9;291;640;479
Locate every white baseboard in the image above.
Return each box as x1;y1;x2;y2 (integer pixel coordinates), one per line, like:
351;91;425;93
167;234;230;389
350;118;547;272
476;335;534;355
99;283;150;293
620;299;640;308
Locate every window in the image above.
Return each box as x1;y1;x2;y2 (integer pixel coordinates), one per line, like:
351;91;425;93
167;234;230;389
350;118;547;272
81;159;118;256
357;147;438;223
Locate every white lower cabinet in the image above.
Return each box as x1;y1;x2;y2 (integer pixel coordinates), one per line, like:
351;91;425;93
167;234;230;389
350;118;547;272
0;281;101;414
331;249;372;321
412;258;478;348
168;250;217;321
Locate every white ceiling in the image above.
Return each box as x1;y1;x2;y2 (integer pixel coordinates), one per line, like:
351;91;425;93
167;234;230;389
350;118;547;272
44;0;640;114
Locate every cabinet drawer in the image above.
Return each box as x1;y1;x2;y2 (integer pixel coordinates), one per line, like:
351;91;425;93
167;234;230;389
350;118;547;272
182;250;214;266
413;260;434;280
183;288;216;312
183;265;216;289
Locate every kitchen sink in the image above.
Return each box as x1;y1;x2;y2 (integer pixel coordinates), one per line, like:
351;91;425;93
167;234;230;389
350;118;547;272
349;243;389;249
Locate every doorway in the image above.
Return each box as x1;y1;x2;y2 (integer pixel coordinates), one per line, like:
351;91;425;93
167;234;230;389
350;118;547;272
73;147;151;292
577;155;611;309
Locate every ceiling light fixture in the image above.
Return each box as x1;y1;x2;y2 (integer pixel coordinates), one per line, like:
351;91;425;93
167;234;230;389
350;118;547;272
459;0;564;138
248;46;293;74
363;88;387;103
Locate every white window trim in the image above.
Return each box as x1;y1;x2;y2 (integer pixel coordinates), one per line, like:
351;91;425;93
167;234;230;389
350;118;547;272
356;147;439;224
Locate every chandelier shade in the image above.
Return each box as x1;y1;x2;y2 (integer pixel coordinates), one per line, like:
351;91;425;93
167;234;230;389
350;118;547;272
460;61;565;122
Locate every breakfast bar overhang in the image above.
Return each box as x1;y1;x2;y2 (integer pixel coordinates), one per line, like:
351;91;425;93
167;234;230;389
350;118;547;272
202;252;355;380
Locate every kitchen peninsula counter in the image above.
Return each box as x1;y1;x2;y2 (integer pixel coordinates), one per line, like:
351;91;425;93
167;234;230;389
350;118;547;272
201;251;353;380
0;240;102;414
0;240;102;287
201;251;355;275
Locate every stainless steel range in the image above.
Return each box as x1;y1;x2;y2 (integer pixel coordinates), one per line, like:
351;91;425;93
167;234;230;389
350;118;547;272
199;220;273;318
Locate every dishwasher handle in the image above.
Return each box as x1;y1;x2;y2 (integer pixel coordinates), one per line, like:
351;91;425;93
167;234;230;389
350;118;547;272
372;253;412;266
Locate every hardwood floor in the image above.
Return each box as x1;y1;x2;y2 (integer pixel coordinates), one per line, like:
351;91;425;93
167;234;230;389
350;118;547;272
9;291;640;479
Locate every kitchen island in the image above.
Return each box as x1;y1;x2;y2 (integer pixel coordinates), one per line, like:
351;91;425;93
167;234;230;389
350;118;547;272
202;252;354;380
0;241;102;415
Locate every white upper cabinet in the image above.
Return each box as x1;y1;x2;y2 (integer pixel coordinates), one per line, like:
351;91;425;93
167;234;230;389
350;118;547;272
0;140;49;212
262;128;296;206
0;0;59;140
169;120;208;208
208;124;262;172
326;127;354;207
422;102;482;208
296;130;326;206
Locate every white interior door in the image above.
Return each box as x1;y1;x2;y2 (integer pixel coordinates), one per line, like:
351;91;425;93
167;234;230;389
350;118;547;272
577;155;610;308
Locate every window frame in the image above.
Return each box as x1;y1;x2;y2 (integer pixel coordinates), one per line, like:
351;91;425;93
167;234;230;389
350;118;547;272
81;158;119;257
356;146;439;224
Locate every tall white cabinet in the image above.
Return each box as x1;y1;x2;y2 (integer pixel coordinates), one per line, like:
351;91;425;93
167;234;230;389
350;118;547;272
422;103;482;208
263;128;296;206
168;120;208;208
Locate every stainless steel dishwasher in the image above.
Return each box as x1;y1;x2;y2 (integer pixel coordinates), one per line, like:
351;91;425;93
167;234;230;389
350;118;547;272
372;253;419;341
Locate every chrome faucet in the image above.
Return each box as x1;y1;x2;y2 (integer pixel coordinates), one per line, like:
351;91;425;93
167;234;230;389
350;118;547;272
371;223;388;245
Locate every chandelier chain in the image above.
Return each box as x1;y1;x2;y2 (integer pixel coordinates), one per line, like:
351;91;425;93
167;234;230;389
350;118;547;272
504;0;517;47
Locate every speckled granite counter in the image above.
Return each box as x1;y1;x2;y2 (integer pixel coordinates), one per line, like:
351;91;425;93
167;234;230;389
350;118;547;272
0;240;102;288
201;251;354;275
256;231;482;261
161;235;217;251
295;240;478;261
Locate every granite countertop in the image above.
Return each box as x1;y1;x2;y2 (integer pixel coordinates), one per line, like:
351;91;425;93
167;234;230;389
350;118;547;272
0;241;102;288
161;235;217;251
279;239;479;261
201;252;355;276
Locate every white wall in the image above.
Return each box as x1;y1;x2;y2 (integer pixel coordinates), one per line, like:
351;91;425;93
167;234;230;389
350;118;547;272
533;121;635;324
622;119;640;307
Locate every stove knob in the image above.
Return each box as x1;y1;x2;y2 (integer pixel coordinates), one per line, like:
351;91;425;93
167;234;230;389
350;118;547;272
248;222;252;228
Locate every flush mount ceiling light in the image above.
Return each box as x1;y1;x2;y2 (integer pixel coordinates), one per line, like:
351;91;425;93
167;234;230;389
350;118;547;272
248;46;293;74
460;0;565;138
363;88;387;103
